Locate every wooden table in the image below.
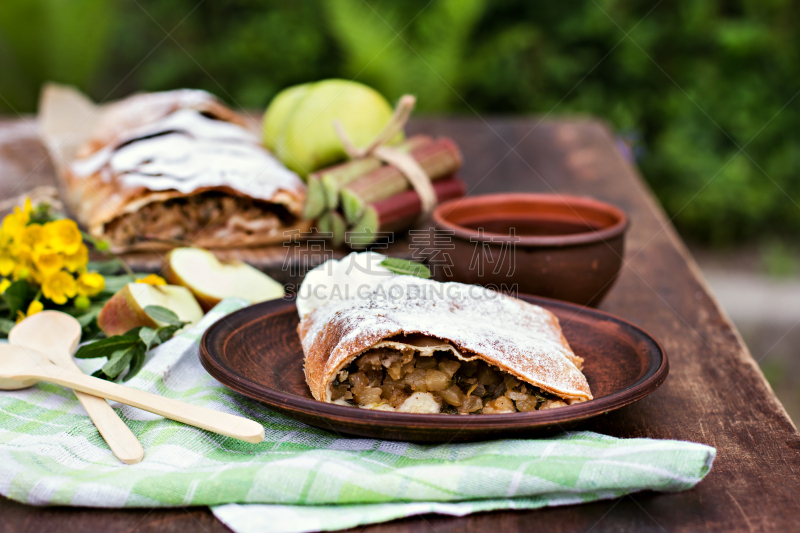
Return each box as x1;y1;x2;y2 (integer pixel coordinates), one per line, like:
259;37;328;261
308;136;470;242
0;116;798;532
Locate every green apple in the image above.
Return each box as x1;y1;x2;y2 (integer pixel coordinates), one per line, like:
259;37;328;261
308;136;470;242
263;79;400;176
164;247;285;311
262;83;310;152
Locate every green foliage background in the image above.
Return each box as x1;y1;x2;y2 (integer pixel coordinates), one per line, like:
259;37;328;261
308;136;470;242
1;0;798;245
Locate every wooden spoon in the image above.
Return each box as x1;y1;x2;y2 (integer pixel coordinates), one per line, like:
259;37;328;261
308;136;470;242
0;344;265;444
9;311;145;464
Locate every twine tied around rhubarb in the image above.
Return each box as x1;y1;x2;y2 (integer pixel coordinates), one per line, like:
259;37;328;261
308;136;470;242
333;95;437;224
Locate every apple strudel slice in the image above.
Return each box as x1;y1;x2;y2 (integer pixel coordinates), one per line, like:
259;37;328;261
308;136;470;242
44;87;308;252
299;277;592;414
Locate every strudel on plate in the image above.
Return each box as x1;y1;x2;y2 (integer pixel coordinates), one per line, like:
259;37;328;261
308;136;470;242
298;277;592;414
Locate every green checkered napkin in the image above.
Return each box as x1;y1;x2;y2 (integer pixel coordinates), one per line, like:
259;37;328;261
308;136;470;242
0;299;715;533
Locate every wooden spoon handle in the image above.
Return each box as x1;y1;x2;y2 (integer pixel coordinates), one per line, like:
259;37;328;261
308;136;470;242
41;365;264;443
72;389;145;464
8;336;145;464
57;353;144;464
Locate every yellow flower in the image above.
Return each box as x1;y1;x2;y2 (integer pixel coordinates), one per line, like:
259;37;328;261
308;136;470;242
13;263;31;281
2;199;32;240
33;249;64;277
137;274;167;286
76;272;105;297
12;252;38;283
46;219;82;255
2;213;27;241
26;300;43;316
19;224;46;253
64;243;89;272
0;249;14;277
0;279;10;293
15;300;44;324
42;271;77;305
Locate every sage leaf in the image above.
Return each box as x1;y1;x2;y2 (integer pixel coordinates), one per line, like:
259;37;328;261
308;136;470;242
75;335;138;359
144;305;183;326
102;346;136;378
123;345;147;382
380;257;431;279
86;259;124;276
78;314;186;381
101;274;134;295
139;327;159;350
157;325;180;343
123;326;145;338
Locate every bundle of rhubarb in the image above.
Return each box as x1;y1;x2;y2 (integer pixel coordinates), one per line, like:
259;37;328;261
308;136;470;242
304;135;465;248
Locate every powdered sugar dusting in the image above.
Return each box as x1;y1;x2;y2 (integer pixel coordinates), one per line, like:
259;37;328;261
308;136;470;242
301;277;592;400
71;109;304;202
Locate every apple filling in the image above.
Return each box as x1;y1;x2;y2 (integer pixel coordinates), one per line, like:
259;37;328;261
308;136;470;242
330;339;579;414
105;192;294;247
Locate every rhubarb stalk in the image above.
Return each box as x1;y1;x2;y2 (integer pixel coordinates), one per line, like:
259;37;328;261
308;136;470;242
302;177;327;220
340;137;462;223
376;175;466;233
317;210;347;247
348;207;380;249
314;135;432;209
347;175;466;247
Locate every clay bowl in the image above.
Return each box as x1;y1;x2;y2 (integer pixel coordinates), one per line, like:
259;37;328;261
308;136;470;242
431;194;629;306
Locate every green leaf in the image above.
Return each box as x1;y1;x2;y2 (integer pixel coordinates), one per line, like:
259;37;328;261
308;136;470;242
380;257;431;279
28;203;56;225
87;259;124;275
74;335;138;359
122;326;143;337
139;327;159;350
0;318;15;335
101;345;136;378
101;274;134;295
144;305;183;326
74;308;101;328
123;344;147;382
3;280;30;316
157;325;180;343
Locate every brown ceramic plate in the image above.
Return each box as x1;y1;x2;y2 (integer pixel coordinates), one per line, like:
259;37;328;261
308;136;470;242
200;295;668;443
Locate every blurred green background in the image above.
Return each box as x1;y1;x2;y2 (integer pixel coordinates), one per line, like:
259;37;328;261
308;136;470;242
1;0;798;246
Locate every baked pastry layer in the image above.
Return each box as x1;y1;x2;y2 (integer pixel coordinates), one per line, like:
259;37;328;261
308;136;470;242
299;277;592;414
60;90;307;252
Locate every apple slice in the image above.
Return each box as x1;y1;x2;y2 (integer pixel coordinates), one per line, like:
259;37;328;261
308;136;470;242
165;247;284;311
97;283;204;336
